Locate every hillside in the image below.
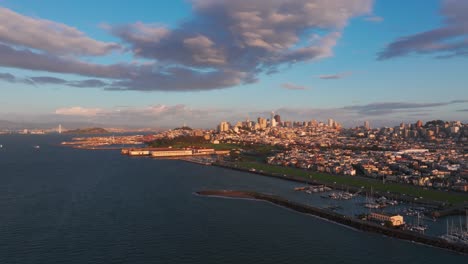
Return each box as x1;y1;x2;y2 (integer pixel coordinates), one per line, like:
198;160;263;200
63;127;109;134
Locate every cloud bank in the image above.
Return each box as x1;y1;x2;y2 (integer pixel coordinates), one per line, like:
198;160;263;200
0;7;119;56
48;99;467;128
0;1;372;91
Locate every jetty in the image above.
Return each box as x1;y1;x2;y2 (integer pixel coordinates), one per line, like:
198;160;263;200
197;190;468;254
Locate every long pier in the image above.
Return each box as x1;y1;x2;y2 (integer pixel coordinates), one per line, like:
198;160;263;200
197;190;468;254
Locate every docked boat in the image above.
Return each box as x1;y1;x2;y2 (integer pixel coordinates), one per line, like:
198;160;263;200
364;203;381;209
405;212;428;234
441;212;468;245
364;187;382;208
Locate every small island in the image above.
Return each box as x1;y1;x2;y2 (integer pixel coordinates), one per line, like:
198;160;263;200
63;127;109;134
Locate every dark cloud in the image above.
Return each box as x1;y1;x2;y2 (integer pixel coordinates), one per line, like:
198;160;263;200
30;76;67;85
0;72;110;89
343;100;467;116
450;99;468;103
68;79;109;88
0;43;250;91
281;83;309;90
0;43;133;78
378;0;468;60
0;72;34;85
457;109;468;112
318;71;352;79
0;72;16;82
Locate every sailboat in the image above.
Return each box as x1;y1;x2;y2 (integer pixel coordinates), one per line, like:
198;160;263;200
440;211;468;245
364;187;381;209
406;212;428;233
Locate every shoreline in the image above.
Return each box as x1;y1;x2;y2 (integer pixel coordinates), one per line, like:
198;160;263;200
196;190;468;255
212;161;452;209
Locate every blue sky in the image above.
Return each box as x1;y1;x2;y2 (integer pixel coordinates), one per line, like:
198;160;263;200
0;0;467;128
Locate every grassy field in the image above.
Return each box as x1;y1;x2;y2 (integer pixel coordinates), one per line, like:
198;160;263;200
235;161;468;205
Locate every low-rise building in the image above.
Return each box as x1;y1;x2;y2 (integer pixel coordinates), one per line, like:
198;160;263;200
368;213;405;227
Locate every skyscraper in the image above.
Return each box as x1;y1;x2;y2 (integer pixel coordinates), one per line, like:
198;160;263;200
217;121;230;132
328;118;334;128
364;121;370;130
274;114;281;124
257;117;267;129
271;111;277;127
416;120;423;128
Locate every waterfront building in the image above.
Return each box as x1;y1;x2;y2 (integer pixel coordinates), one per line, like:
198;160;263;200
368;213;405;227
151;149;193;157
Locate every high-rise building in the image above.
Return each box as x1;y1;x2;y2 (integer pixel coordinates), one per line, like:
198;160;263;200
274;114;281;124
328;118;334;128
364;121;370;130
217;121;230;132
416;120;423;128
257;117;267;129
271;111;277;127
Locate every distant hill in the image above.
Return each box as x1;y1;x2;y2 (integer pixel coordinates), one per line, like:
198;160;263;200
0;120;103;130
63;127;109;134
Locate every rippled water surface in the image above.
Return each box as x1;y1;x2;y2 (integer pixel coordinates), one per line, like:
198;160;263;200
0;135;466;263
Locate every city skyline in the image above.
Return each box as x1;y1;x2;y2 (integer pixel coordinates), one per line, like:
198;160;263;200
0;0;467;128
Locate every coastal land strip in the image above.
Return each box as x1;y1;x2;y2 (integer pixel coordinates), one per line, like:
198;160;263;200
213;161;468;211
196;190;468;255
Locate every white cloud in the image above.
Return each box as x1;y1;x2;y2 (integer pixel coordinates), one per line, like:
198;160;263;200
55;107;103;117
0;7;119;56
0;1;373;91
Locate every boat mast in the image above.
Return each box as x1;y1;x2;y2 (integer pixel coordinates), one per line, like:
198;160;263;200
446;218;449;235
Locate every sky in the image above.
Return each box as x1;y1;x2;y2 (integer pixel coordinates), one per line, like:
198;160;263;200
0;0;467;129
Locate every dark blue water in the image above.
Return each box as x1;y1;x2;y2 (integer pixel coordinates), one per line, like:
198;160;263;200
0;135;466;263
